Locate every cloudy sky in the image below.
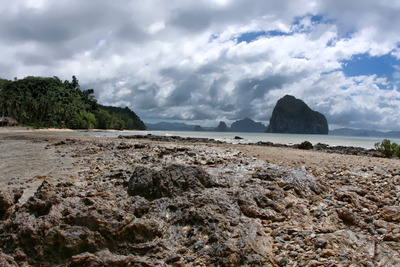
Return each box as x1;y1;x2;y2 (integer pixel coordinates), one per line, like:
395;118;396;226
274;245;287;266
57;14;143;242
1;0;400;130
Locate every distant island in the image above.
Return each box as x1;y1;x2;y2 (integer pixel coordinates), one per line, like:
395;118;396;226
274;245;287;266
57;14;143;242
0;76;146;130
147;96;331;135
231;118;267;132
266;95;329;135
145;122;196;131
146;118;267;133
214;121;230;132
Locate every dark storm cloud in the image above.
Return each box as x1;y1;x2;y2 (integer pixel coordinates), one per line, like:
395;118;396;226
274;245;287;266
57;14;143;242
1;13;72;44
16;52;53;66
114;23;149;43
0;2;117;44
169;9;211;32
130;83;160;110
235;76;287;99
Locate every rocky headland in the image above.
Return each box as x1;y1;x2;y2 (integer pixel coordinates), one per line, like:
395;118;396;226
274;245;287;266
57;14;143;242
0;133;399;266
266;95;329;135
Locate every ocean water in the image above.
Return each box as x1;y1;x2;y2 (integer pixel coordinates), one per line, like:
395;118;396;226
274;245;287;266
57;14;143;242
65;130;400;149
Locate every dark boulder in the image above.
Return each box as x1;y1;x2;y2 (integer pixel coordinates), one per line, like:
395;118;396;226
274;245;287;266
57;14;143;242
298;141;313;150
0;191;15;220
0;117;18;127
128;165;214;200
266;95;328;134
0;189;22;220
24;181;61;217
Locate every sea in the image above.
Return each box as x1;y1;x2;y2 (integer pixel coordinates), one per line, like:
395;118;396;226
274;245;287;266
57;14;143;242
53;130;400;150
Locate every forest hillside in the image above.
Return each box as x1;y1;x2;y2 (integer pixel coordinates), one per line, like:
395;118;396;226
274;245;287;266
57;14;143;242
0;76;145;130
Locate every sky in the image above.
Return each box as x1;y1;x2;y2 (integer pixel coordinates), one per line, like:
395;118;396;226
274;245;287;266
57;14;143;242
1;0;400;131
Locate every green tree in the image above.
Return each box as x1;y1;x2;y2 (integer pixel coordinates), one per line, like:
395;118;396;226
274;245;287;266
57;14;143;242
95;109;112;129
72;75;80;90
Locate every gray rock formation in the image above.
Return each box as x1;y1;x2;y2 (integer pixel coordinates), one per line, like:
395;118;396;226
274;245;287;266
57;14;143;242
231;118;267;132
0;117;18;127
214;121;230;132
194;125;205;131
266;95;328;134
128;165;214;200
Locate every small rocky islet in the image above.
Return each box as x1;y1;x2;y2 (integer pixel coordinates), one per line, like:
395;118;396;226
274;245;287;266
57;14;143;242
0;134;399;266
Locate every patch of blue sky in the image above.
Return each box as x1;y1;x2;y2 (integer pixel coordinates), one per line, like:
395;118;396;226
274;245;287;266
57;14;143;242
237;14;337;44
208;33;219;42
291;14;334;34
292;14;324;25
341;53;399;83
236;30;290;43
320;69;342;76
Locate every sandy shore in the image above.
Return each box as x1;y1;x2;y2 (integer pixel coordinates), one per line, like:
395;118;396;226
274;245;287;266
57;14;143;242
0;132;399;266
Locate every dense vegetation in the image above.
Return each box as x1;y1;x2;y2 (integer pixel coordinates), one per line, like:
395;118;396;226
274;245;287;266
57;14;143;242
374;139;400;158
0;76;146;130
96;104;146;130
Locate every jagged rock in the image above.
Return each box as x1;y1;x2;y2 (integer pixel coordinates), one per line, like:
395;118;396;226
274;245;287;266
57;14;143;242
337;208;358;225
380;206;400;222
314;238;328;248
252;164;324;196
0;251;18;266
0;189;22;220
116;142;133;149
0;191;15;220
43;225;105;258
71;249;163;266
24;180;60;217
266;95;329;134
127;165;214;200
298;141;313;150
0;117;18;127
119;219;162;243
230;118;267;132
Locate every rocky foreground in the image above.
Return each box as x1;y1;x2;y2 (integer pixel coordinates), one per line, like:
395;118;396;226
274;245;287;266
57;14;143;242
0;134;399;266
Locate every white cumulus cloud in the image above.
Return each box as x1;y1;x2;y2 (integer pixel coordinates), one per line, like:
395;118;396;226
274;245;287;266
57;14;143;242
1;0;400;130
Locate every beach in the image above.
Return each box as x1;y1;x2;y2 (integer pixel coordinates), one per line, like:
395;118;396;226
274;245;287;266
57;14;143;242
0;131;399;266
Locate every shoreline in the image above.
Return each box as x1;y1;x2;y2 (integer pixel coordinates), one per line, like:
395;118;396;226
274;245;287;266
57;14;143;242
1;132;399;266
1;128;389;158
1;126;395;151
119;134;384;157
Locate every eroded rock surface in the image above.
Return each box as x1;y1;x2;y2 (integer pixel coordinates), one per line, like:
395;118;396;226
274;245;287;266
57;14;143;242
128;165;215;200
0;135;399;266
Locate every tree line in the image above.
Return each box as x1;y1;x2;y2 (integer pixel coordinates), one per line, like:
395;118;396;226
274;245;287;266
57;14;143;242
0;76;146;130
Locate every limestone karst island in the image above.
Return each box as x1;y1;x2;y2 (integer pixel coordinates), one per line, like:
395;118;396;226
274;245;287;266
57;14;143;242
266;95;329;135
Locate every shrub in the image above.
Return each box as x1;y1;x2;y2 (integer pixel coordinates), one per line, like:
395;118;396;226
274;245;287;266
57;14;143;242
374;139;400;158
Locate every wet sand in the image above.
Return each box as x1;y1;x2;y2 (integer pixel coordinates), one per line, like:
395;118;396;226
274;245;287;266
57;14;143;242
0;133;82;203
